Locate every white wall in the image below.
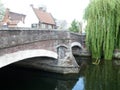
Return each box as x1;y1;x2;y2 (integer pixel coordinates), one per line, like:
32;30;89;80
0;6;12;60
17;21;25;27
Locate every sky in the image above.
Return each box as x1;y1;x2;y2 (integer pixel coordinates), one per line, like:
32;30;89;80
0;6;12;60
2;0;89;26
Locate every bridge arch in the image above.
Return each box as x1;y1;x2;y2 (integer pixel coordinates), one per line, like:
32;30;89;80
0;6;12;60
0;49;57;68
71;42;83;55
71;42;83;49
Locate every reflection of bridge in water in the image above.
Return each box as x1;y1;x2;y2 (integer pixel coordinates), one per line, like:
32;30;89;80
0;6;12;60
0;28;89;74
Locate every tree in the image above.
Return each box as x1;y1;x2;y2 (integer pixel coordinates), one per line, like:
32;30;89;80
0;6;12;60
84;0;120;61
69;19;80;33
0;0;5;21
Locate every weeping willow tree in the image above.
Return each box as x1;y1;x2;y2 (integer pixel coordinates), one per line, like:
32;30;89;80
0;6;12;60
84;0;120;61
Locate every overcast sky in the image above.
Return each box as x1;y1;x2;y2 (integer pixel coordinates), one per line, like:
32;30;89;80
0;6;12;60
2;0;89;24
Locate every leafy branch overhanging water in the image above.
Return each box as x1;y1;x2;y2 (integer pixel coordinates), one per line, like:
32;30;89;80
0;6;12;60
84;0;120;60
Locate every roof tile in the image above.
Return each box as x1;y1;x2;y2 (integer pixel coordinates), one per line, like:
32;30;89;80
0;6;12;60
33;7;55;25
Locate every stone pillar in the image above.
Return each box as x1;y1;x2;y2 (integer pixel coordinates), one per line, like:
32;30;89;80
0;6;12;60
57;45;79;68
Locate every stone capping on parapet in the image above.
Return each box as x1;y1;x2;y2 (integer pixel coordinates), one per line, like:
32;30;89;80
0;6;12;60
0;27;69;31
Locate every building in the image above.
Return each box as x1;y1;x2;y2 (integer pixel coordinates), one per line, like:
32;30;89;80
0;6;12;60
30;5;56;29
0;8;26;28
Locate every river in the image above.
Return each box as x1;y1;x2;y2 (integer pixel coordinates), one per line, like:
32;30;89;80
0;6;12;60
0;56;120;90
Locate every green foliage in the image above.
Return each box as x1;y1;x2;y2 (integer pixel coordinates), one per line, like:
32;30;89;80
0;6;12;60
84;0;120;60
0;0;5;21
69;19;80;33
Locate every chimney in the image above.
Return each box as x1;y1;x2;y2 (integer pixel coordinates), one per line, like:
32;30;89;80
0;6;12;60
30;4;34;8
5;8;10;16
2;8;10;22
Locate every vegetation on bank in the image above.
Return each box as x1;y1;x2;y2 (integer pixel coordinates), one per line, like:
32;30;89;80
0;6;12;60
69;19;81;33
84;0;120;61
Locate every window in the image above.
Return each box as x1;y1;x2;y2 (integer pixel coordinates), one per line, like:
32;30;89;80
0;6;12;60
31;23;38;28
41;24;46;29
48;25;52;29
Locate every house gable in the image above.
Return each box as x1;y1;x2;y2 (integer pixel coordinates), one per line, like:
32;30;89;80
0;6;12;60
33;8;55;25
1;8;26;27
30;5;56;29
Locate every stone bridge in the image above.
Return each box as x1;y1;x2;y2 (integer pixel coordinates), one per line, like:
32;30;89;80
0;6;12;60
0;28;86;74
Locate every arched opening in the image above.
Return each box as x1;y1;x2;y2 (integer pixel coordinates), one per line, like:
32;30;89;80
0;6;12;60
71;42;83;65
12;56;58;70
0;49;57;68
56;45;68;59
72;46;82;55
71;42;83;56
71;42;90;67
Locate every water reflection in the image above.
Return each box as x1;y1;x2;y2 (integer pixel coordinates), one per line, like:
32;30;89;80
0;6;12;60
0;66;57;90
72;77;85;90
85;60;120;90
0;57;120;90
0;65;77;90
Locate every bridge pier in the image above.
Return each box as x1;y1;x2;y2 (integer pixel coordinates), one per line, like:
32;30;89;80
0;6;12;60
56;54;80;74
55;44;80;74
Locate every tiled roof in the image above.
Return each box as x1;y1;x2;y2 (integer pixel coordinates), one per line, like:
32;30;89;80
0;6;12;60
32;7;55;25
9;12;26;21
2;8;26;25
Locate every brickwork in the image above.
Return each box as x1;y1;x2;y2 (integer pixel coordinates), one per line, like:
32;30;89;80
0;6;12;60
0;28;86;71
0;28;85;56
